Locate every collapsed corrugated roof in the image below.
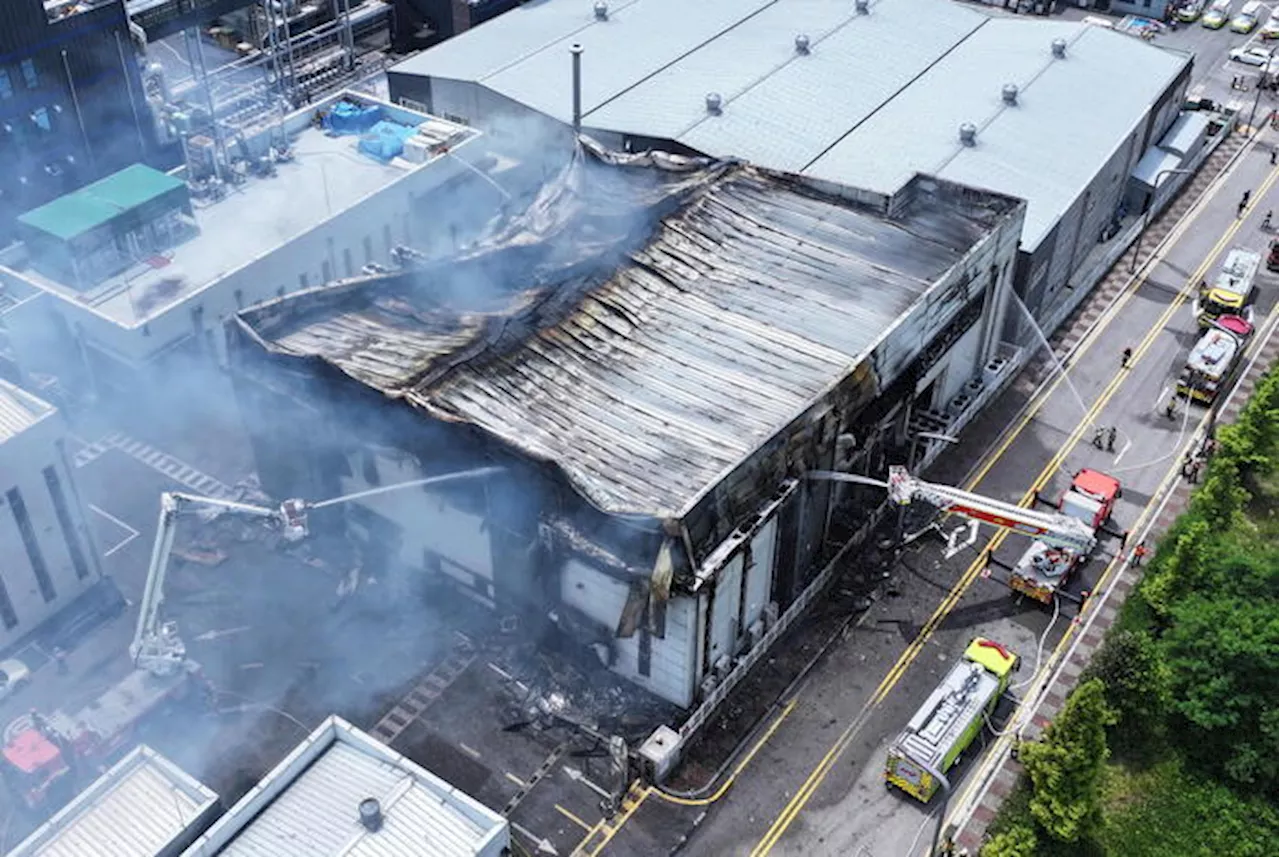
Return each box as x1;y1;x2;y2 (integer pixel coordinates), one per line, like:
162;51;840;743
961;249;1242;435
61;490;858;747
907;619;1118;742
236;145;1012;519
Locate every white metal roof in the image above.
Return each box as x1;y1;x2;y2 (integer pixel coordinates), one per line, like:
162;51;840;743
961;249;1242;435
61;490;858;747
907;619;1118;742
392;0;1189;253
7;745;218;857
1158;110;1211;157
181;716;507;857
0;378;54;443
807;20;1187;250
1131;146;1183;188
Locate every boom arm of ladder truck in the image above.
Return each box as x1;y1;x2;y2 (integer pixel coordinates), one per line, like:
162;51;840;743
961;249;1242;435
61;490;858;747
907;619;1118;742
886;466;1096;553
130;492;303;676
129;469;503;677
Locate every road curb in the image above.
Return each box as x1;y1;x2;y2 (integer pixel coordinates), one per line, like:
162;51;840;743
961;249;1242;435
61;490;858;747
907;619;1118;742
950;321;1280;856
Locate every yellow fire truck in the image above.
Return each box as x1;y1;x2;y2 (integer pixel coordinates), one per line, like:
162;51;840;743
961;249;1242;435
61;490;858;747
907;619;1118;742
885;638;1019;802
1196;247;1260;328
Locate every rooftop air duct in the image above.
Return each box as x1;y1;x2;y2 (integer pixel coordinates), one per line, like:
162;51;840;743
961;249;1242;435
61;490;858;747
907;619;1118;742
358;798;383;833
594;1;608;20
958;123;977;146
1001;83;1018;105
706;92;723;115
1051;38;1067;58
795;34;811;54
855;0;870;14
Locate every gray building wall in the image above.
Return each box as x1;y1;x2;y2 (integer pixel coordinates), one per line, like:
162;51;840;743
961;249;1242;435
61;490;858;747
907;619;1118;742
0;404;102;648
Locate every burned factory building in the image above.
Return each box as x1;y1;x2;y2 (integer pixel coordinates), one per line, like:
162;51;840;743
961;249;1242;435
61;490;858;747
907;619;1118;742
226;144;1025;713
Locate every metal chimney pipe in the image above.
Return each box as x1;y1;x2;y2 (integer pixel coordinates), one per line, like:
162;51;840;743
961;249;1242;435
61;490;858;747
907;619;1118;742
571;44;583;134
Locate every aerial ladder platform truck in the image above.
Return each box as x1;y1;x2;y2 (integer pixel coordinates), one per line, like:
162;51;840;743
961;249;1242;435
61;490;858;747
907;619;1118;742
883;465;1124;605
1;468;496;815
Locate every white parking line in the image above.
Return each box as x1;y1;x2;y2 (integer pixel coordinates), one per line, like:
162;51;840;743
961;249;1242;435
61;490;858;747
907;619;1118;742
89;504;140;558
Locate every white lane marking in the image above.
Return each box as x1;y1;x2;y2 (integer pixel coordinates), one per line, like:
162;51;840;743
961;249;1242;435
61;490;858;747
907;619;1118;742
89;504;140;557
1153;384;1170;410
1113;437;1133;466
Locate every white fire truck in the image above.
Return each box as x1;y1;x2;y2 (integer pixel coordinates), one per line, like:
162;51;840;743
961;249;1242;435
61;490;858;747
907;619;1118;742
1177;314;1254;404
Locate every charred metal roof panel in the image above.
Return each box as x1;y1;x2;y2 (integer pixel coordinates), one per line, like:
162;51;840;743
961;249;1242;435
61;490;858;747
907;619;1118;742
183;716;507;857
240;155;1014;519
8;745;217;857
0;378;55;443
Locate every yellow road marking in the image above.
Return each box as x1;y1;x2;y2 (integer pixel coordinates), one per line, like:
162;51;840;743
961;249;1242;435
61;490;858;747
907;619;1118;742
750;168;1279;857
651;697;799;807
945;301;1279;829
586;782;650;857
555;803;595;831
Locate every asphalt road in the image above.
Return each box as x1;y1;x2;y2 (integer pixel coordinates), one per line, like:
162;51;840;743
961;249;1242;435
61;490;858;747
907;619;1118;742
656;137;1279;857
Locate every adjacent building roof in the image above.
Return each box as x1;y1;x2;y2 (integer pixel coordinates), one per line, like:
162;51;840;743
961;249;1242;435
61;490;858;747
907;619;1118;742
393;0;1188;251
0;377;54;443
18;165;187;242
7;745;218;857
235;149;1019;519
181;716;508;857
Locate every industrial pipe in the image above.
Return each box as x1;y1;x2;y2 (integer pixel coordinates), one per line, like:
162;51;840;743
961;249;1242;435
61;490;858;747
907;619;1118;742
571;44;583;134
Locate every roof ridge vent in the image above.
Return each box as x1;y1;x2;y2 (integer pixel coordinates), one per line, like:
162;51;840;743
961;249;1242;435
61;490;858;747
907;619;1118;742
855;0;870;13
1001;83;1019;105
705;92;723;115
959;123;977;146
594;1;608;20
795;34;811;54
1051;38;1067;58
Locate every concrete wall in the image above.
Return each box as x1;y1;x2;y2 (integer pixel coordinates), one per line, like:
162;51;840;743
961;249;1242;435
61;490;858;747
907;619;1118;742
561;558;699;708
0;407;102;649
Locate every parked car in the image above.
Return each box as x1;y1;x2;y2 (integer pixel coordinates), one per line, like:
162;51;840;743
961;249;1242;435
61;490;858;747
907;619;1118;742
1229;44;1275;65
1176;0;1207;20
0;659;31;702
1230;0;1266;31
1261;10;1280;36
1202;0;1233;27
1268;239;1278;273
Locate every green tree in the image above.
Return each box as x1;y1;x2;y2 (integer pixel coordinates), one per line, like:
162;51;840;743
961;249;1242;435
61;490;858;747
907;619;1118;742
1021;679;1115;842
981;823;1039;857
1160;594;1279;791
1080;630;1170;752
1215;368;1278;476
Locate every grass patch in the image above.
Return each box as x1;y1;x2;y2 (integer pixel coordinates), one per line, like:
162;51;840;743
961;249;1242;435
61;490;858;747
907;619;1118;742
1098;759;1277;857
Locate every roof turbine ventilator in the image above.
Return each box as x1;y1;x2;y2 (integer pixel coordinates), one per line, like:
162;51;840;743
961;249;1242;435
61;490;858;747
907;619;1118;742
1051;37;1067;58
855;0;870;13
706;92;723;115
594;0;608;21
795;33;811;54
959;122;978;146
1001;83;1019;105
358;798;383;833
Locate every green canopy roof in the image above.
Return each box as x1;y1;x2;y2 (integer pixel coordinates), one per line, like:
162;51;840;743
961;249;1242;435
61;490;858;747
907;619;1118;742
18;164;186;242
